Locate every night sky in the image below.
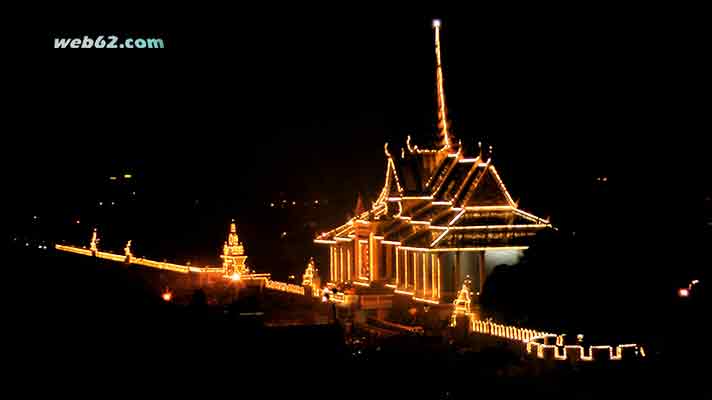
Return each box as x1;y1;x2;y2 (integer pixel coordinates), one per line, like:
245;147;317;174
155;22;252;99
4;8;712;395
7;5;709;250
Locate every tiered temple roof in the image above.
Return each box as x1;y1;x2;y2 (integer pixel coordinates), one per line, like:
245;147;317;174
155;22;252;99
317;139;551;251
316;19;551;253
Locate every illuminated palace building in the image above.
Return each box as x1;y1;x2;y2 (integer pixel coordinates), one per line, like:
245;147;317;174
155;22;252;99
315;20;551;307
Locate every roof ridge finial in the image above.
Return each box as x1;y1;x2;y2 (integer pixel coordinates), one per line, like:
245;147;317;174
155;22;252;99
433;19;453;151
354;193;365;216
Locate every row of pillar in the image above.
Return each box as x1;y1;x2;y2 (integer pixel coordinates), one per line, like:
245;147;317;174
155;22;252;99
394;249;441;301
328;241;487;304
329;245;352;283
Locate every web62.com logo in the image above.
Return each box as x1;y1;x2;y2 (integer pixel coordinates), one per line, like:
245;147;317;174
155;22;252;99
54;35;164;49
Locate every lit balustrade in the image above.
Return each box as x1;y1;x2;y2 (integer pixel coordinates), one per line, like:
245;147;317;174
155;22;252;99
264;279;305;295
457;313;644;362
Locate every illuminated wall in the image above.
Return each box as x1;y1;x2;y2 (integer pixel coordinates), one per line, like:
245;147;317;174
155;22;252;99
525;335;643;362
461;314;645;362
265;279;305;295
56;245;250;276
470;319;550;342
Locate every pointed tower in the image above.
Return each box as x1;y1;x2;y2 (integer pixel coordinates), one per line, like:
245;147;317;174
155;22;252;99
89;228;98;255
124;240;133;262
354;193;366;217
450;276;473;326
302;257;321;292
221;220;248;276
453;276;472;314
433;19;455;151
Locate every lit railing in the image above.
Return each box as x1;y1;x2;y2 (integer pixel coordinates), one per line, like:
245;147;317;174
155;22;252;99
264;280;305;295
470;319;551;342
56;244;325;299
131;257;191;273
360;295;393;309
454;311;644;362
368;318;423;334
96;251;128;263
525;335;644;362
242;273;271;280
329;292;346;303
55;244;222;275
55;245;93;256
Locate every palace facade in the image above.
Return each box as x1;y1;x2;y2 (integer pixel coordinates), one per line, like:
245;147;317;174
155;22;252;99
315;20;551;305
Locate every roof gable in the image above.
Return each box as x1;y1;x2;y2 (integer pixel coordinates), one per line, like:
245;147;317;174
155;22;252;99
464;167;512;207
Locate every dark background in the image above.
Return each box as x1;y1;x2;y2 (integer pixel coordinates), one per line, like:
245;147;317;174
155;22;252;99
6;5;710;296
2;5;711;397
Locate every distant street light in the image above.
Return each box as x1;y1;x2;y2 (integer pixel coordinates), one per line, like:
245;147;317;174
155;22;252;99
162;291;173;302
678;288;690;298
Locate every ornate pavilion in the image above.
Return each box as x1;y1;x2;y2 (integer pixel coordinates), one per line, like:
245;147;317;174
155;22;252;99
315;20;551;306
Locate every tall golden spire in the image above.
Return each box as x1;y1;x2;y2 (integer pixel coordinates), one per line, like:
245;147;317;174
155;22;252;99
433;19;452;151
